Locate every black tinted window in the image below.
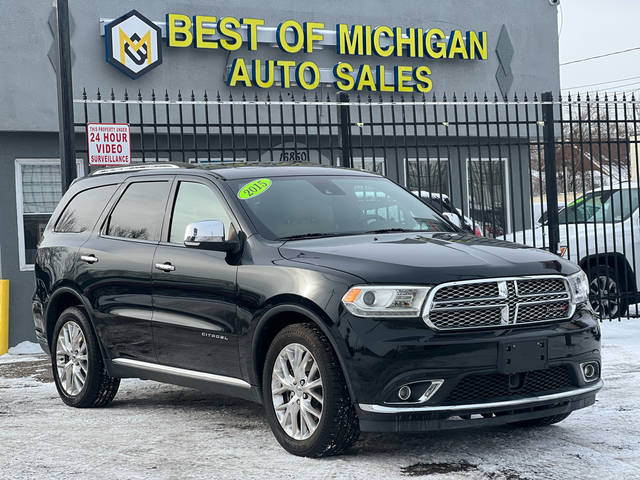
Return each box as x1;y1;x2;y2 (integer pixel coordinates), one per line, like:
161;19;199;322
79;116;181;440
106;181;170;241
169;182;231;243
55;185;117;233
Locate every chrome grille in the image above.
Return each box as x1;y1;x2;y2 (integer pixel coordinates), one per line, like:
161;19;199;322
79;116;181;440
424;276;573;331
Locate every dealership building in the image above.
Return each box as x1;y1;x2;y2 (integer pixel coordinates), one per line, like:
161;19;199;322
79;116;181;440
0;0;561;347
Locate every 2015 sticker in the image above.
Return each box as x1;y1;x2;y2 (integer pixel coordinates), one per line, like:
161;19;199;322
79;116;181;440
238;178;272;199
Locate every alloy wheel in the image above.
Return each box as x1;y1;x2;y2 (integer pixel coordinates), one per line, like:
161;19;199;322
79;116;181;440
589;274;620;318
271;343;324;440
55;321;89;396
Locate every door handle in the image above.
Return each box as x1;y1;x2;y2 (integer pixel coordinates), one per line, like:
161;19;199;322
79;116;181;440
154;262;176;272
80;254;98;264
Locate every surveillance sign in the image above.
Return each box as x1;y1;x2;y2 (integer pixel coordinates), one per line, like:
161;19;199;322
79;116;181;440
105;10;162;79
87;123;131;166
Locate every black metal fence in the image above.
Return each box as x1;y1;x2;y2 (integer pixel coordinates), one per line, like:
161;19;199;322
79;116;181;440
74;90;640;320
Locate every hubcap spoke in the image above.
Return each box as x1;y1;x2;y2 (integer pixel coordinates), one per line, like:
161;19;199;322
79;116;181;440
271;343;323;441
55;321;88;397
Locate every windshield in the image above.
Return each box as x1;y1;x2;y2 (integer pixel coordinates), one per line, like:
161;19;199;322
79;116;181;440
555;188;639;224
230;175;454;240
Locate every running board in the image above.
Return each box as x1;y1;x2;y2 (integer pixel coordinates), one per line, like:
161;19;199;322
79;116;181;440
112;358;251;389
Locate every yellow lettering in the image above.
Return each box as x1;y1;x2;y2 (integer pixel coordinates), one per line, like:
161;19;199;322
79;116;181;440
167;13;193;48
425;28;446;59
227;58;251;87
413;66;433;93
304;22;324;53
448;30;469;59
394;66;413;92
252;59;274;88
194;16;217;49
333;63;355;91
277;20;304;53
356;64;377;91
468;31;488;60
372;26;393;57
276;60;296;87
338;24;363;55
296;61;320;90
218;16;242;51
394;27;416;57
376;65;393;92
416;28;424;57
241;18;264;51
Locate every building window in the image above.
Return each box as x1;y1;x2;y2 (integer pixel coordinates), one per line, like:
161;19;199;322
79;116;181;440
351;157;386;175
15;159;85;271
403;158;450;197
466;158;511;236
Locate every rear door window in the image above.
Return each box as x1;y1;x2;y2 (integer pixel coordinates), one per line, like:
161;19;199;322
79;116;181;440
55;184;118;233
106;181;171;241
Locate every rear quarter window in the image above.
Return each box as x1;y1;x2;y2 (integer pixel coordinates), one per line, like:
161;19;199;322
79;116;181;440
55;184;118;233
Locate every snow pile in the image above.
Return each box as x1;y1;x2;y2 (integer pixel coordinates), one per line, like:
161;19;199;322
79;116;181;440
7;341;43;355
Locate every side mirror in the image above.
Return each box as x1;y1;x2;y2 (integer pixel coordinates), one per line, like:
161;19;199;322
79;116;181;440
184;220;239;252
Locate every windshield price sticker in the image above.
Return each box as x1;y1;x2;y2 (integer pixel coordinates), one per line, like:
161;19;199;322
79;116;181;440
238;178;272;199
87;123;131;166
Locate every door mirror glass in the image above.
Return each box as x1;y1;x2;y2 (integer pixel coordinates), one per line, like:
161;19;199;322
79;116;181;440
184;220;233;250
441;211;462;227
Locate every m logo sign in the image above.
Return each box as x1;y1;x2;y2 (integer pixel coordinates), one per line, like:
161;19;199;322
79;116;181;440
105;10;162;79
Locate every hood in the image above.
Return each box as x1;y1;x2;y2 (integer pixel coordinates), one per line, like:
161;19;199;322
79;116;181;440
279;232;577;284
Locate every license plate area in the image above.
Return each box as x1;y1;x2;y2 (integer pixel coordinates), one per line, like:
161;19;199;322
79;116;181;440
499;339;548;374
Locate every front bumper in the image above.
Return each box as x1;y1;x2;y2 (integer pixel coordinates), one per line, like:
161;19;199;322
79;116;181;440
357;380;602;432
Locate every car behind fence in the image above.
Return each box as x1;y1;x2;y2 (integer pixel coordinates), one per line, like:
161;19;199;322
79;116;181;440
73;90;640;320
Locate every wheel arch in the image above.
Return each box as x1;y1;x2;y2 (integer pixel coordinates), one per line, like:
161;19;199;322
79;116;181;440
579;252;637;293
45;287;111;369
250;300;356;403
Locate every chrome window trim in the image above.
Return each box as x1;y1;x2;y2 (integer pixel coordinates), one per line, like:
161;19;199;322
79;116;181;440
421;274;575;331
359;380;603;413
112;358;251;389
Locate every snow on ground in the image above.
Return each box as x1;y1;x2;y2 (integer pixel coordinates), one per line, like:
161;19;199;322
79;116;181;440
1;321;639;480
7;340;43;355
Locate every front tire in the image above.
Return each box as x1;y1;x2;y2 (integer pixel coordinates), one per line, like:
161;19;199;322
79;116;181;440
51;306;120;408
262;323;359;457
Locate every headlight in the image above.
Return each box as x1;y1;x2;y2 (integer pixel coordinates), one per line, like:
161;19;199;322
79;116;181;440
568;270;589;305
341;286;430;317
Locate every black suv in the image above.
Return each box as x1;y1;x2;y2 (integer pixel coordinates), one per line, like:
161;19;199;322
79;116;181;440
33;164;602;457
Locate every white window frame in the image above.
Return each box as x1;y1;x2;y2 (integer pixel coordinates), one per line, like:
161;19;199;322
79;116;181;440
15;158;84;271
465;157;511;234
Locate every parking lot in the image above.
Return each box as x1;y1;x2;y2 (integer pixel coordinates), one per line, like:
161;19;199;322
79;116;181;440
1;321;638;480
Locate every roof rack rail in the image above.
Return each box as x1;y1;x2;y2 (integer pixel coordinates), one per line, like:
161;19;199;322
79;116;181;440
90;164;180;176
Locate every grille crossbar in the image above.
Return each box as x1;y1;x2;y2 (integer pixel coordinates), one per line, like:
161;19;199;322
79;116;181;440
424;276;573;331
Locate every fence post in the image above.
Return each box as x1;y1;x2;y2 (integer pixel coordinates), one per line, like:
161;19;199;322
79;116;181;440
338;92;352;168
542;91;560;254
54;0;77;191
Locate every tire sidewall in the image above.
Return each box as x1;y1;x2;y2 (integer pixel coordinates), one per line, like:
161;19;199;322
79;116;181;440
262;325;342;456
51;307;100;407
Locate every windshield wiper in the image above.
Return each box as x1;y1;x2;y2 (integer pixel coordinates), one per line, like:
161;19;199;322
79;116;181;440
363;228;417;234
279;232;341;241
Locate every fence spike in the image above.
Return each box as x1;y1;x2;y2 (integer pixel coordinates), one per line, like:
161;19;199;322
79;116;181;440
82;87;87;100
216;91;221;102
137;89;142;101
124;89;129;101
203;90;208;102
96;88;101;100
191;90;195;101
110;88;115;101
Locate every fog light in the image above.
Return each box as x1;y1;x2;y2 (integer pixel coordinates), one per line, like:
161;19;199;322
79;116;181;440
398;385;412;401
580;361;599;382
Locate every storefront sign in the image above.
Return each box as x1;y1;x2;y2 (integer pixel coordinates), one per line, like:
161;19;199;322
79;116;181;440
87;123;131;166
104;10;488;93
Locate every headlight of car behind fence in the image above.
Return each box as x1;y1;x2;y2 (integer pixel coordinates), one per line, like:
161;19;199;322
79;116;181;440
341;286;431;317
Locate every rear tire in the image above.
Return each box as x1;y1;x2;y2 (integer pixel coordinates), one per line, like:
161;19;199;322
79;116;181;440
587;264;629;318
51;306;120;408
511;412;571;427
262;323;360;457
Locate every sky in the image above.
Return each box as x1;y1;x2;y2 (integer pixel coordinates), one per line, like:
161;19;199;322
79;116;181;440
559;0;640;95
